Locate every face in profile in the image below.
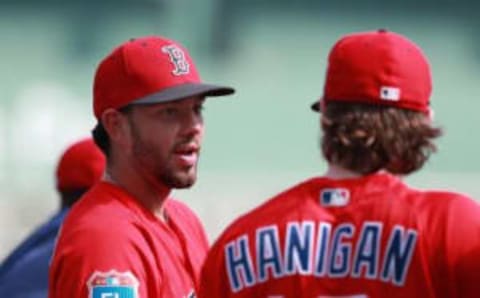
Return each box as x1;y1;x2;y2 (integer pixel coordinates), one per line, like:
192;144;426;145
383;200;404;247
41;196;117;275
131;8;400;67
126;96;205;189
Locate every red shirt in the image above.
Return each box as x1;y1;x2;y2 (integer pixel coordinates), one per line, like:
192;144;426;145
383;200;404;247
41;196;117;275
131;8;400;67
199;173;480;298
49;181;209;298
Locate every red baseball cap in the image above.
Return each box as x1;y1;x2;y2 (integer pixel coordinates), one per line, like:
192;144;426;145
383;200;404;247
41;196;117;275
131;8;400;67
56;138;106;192
93;36;235;119
311;29;431;114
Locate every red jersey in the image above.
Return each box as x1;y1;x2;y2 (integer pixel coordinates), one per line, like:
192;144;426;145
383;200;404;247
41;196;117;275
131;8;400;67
49;181;209;298
199;173;480;298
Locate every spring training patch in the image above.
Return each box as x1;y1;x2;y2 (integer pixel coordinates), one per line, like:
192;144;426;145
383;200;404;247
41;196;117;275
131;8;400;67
87;270;139;298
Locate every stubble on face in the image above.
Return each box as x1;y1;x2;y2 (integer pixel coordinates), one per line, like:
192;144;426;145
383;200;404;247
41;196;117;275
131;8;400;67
129;117;199;189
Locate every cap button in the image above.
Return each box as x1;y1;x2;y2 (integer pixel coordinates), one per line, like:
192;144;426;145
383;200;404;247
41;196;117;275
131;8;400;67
378;28;388;33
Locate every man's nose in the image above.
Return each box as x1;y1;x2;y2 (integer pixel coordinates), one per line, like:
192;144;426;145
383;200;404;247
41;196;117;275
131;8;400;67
181;110;204;136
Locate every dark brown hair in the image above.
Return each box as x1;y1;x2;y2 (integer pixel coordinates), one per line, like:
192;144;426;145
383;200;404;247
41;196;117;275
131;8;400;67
92;105;133;158
321;102;443;175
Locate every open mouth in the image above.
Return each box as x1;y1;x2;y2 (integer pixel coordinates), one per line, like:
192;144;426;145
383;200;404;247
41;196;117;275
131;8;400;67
174;144;199;167
175;144;199;155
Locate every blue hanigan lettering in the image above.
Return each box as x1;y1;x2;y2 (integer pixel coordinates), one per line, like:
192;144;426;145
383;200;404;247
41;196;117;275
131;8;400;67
223;221;418;293
284;221;315;275
380;226;418;286
328;223;355;277
225;235;255;292
256;226;283;282
352;222;382;279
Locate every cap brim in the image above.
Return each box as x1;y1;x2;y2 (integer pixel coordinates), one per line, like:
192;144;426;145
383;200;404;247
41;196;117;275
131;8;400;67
132;83;235;105
311;101;321;112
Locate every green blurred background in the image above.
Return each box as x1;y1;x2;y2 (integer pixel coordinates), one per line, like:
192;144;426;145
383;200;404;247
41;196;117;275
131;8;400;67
1;0;479;259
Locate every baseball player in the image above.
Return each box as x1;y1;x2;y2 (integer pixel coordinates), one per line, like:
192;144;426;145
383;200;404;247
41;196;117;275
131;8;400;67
0;138;105;298
198;30;480;298
48;36;234;298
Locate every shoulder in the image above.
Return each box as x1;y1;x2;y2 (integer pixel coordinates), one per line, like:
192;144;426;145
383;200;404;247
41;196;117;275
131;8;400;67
200;179;315;295
0;210;63;281
61;183;141;234
411;189;480;219
0;242;52;295
59;209;139;251
210;178;315;252
50;211;151;293
54;187;152;263
408;190;480;259
428;191;480;228
53;215;147;273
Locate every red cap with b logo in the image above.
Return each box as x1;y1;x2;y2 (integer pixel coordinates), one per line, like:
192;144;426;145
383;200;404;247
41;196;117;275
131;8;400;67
93;36;235;119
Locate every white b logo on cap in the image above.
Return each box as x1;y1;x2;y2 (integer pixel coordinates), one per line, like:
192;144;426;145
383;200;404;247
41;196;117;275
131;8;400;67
162;45;190;76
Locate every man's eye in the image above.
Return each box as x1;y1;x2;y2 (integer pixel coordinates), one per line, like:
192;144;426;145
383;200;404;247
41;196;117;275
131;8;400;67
163;108;178;116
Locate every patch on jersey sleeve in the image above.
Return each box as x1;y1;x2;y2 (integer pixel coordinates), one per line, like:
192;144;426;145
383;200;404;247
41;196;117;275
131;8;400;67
87;270;139;298
320;188;350;207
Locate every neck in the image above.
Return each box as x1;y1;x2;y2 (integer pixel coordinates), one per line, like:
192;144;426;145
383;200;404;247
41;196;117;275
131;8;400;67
324;164;363;179
104;162;170;220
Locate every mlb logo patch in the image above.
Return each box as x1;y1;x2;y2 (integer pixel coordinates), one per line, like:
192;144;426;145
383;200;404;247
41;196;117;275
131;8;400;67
320;188;350;207
380;86;401;101
87;270;139;298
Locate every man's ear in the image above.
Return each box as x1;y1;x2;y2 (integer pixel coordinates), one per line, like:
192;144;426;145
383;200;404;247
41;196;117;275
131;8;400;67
100;108;131;146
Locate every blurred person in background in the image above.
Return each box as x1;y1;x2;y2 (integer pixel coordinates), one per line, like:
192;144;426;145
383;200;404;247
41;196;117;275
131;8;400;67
0;137;105;298
199;30;480;298
48;36;234;298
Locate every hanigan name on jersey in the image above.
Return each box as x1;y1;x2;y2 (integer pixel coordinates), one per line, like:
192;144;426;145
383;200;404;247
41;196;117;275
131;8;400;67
225;221;417;292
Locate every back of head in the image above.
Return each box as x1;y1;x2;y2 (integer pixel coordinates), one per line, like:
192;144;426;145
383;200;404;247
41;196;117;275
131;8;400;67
56;138;106;207
311;30;442;175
